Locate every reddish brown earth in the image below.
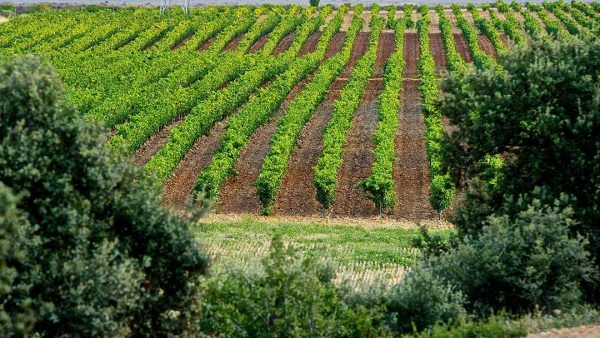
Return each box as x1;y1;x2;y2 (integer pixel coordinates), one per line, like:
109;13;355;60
223;33;244;51
393;79;435;220
329;33;394;216
429;32;448;74
272;31;296;55
453;32;474;62
271;30;371;215
342;31;370;77
197;36;215;51
216;77;312;214
323;31;346;59
249;33;270;53
374;32;395;77
162;120;228;209
133;122;180;167
404;32;419;78
478;34;497;58
272;99;335;216
172;33;194;50
499;33;510;48
299;31;322;55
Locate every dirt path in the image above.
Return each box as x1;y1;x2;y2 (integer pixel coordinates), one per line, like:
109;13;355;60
478;34;497;58
429;32;448;74
272;29;369;216
249;33;270;53
453;32;473;62
162;120;228;209
404;32;419;78
223;33;244;51
299;31;322;55
393;79;435;220
329;32;393;216
272;31;296;55
216;78;311;214
133;122;180;167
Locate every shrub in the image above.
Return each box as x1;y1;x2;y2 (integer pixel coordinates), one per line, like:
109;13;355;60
387;267;466;333
440;36;600;300
431;199;595;315
199;235;386;336
0;56;208;336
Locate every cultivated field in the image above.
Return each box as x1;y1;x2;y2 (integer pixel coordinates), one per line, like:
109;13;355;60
0;1;597;221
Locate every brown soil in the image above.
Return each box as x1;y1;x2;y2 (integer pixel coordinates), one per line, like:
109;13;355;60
162;120;228;209
299;31;322;55
478;34;497;58
248;33;269;53
329;93;380;216
374;32;395;77
172;33;194;50
404;32;419;78
223;33;244;51
323;31;346;59
132;121;181;167
527;325;600;338
393;79;435;220
342;31;370;77
272;99;334;216
197;36;215;51
453;32;473;62
272;31;296;55
499;33;510;48
216;78;311;214
429;32;448;74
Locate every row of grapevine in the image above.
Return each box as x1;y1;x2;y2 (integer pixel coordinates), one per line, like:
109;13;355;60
561;2;597;31
416;6;455;213
544;2;593;38
192;5;353;202
484;3;526;45
143;6;339;185
358;19;406;212
451;4;498;70
527;3;570;38
467;3;506;55
313;17;385;209
258;6;304;56
435;5;468;73
519;4;547;37
255;5;364;214
572;1;599;20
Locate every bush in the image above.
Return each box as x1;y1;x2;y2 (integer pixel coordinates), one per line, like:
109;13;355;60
387;267;466;333
440;36;600;300
199;236;386;337
0;56;208;336
431;199;595;315
0;183;35;336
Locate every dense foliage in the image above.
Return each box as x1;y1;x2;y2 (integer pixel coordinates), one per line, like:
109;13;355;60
440;36;600;301
0;56;208;336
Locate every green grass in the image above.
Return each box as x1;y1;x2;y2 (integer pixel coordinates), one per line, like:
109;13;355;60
195;216;454;286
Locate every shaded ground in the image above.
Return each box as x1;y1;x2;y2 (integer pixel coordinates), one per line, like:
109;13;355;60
299;31;322;55
248;33;270;53
272;31;295;55
478;34;497;58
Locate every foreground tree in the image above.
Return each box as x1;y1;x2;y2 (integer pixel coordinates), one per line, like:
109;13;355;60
440;36;600;301
0;56;208;335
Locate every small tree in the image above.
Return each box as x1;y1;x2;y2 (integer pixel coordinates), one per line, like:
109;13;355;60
0;56;209;336
309;0;320;8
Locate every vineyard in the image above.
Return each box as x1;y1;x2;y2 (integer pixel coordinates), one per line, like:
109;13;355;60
1;1;598;219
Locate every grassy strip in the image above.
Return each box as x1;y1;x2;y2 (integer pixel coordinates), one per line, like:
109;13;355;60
417;6;456;213
451;4;498;70
255;6;363;215
313;17;384;209
358;19;406;212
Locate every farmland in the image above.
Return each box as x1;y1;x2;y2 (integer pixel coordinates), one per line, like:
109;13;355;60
0;1;597;220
